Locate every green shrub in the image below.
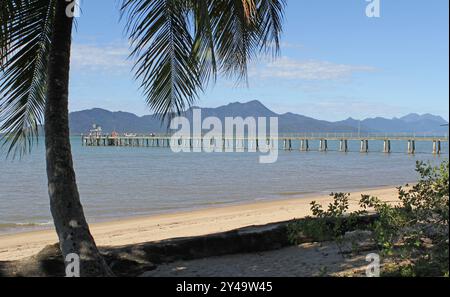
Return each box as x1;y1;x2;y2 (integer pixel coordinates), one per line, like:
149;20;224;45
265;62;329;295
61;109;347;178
360;161;449;276
287;192;367;253
287;160;449;277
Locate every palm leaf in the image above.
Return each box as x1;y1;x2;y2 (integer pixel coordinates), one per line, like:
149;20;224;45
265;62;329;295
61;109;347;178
121;0;201;119
122;0;285;120
209;0;259;80
256;0;286;55
210;0;285;78
0;0;56;157
191;0;217;83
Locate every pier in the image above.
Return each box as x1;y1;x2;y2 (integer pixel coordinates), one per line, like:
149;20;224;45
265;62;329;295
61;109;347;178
81;133;448;155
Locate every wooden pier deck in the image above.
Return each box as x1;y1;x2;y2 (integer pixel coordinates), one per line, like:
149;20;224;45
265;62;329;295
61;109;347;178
81;133;449;154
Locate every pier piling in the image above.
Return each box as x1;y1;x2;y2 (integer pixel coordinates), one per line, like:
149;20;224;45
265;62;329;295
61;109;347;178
433;140;442;155
339;139;348;152
300;139;309;151
319;139;328;152
383;140;391;153
407;140;416;154
360;140;369;153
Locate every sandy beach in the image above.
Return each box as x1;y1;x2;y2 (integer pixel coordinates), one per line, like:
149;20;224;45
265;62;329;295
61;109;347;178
0;186;401;261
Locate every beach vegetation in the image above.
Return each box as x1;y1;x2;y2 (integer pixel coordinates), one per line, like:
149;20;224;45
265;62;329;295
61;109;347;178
288;160;449;277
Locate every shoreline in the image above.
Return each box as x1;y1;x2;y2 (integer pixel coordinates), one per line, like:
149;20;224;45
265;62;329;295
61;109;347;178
0;183;406;236
0;185;403;261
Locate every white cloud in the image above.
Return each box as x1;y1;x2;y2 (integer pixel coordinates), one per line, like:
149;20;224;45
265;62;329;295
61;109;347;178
71;43;131;72
251;57;376;81
70;44;375;83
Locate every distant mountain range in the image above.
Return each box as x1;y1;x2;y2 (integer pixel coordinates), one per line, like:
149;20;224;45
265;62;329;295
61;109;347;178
69;100;449;134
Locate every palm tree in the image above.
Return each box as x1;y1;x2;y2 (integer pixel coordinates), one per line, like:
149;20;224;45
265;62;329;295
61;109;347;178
0;0;285;276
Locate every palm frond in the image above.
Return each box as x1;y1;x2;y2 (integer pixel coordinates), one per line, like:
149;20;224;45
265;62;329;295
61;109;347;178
121;0;285;120
191;0;217;83
210;0;285;78
210;0;260;80
121;0;201;119
0;0;55;157
0;1;14;66
256;0;286;56
241;0;257;21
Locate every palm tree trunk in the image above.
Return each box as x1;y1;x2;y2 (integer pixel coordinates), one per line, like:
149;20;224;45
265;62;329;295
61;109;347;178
44;0;113;277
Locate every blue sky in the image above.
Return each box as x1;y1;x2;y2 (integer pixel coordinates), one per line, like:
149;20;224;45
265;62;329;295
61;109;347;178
69;0;449;121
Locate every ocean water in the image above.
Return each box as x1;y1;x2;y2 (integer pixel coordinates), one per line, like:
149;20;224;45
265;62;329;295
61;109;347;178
0;137;448;235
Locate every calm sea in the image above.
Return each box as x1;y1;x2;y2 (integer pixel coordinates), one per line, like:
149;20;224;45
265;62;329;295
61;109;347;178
0;137;448;234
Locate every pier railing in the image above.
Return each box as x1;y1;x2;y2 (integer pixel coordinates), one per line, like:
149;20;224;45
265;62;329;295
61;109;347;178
264;132;448;140
81;132;448;154
82;132;449;140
